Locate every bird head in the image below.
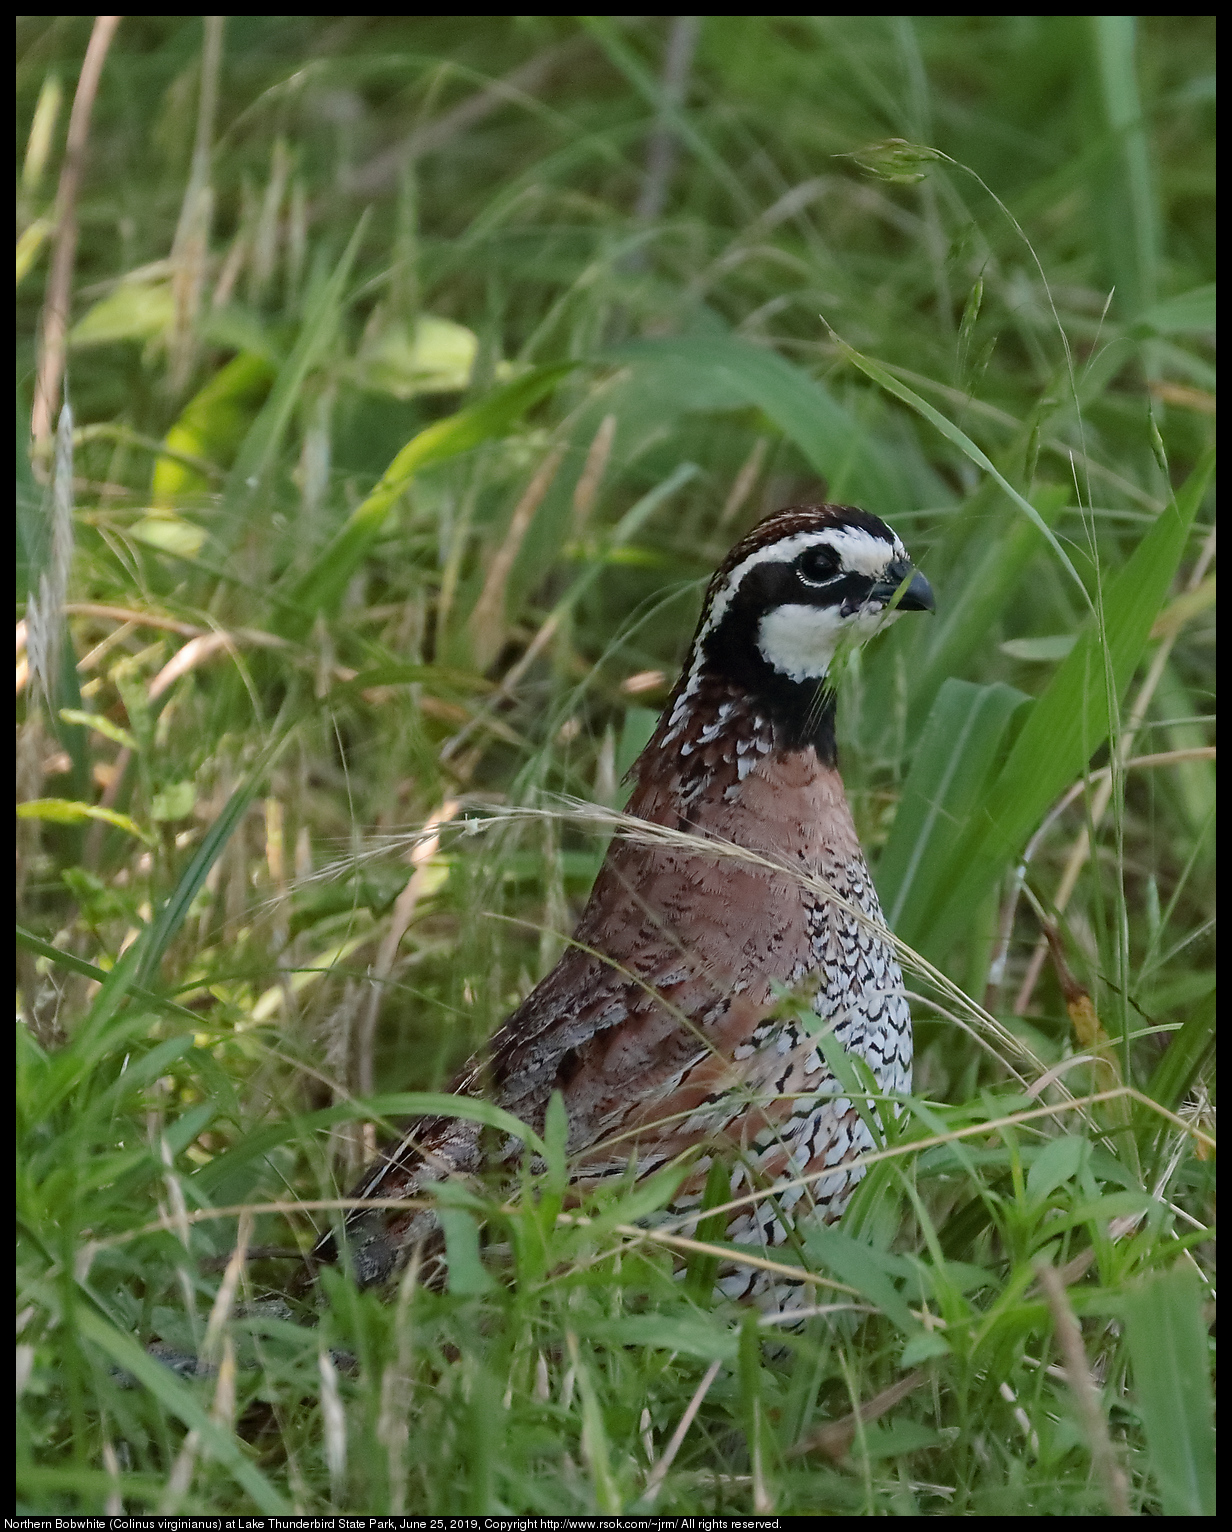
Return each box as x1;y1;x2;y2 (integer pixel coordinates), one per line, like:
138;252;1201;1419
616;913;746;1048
689;503;933;696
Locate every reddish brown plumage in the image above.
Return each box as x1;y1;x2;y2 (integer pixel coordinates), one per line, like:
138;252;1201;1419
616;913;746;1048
323;504;932;1301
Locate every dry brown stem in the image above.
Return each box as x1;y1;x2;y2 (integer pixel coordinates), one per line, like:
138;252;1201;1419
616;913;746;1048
31;16;122;453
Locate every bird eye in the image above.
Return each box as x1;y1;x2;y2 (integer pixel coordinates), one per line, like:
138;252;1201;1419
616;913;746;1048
796;544;841;585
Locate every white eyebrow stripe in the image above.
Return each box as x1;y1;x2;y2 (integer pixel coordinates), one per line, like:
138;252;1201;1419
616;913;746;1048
700;527;905;642
662;519;907;743
816;525;908;577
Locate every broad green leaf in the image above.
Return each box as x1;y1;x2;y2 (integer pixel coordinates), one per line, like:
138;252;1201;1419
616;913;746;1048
160;1098;218;1157
352;313;479;398
1136;284;1216;335
1123;1267;1215;1515
584;1312;738;1362
803;1225;920;1336
69;279;174;348
1025;1134;1088;1205
899;1330;951;1366
151;351;276;503
999;634;1078;662
919;447;1214;958
58;708;138;751
859;1419;946;1459
436;1205;498;1296
148;780;196;822
75;1307;289;1513
129;514;206;557
877;679;1031;940
282;362;574;634
16;798;152;844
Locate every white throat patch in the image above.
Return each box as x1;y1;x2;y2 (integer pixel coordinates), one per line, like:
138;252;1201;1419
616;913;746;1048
663;517;908;741
757;601;900;682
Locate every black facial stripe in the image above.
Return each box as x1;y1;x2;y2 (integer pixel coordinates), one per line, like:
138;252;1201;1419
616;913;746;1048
698;562;835;757
819;572;875;611
701;562;883;674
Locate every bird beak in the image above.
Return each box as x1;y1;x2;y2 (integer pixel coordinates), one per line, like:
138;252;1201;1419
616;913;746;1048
871;562;935;613
897;569;935;612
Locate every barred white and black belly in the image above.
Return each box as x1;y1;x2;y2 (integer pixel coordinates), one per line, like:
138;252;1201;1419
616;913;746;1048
666;857;912;1307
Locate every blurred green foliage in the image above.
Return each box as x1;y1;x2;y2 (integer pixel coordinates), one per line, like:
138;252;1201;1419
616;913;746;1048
17;15;1214;1516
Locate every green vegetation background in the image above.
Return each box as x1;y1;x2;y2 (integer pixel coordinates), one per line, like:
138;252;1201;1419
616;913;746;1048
17;16;1214;1516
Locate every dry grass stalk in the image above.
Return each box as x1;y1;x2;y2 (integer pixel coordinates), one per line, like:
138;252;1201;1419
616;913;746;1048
167;16;224;391
1035;1259;1132;1515
356;800;460;1096
1014;523;1218;1013
469;445;566;670
641;1357;722;1506
31;16;121;452
572;413;617;532
376;1242;422;1514
788;1370;925;1460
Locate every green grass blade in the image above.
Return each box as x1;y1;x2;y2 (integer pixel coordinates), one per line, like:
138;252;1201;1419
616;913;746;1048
829;333;1091;602
876;679;1030;940
1143;985;1215;1116
436;1206;498;1297
609;334;926;510
1122;1267;1215;1515
192;1091;546;1199
919;447;1214;958
909;485;1069;733
1091;16;1159;320
223;214;369;516
20;1009;155;1129
136;729;293;987
75;1306;290;1514
580;16;751;219
281;362;574;634
15;1465;165;1507
568;1333;623;1512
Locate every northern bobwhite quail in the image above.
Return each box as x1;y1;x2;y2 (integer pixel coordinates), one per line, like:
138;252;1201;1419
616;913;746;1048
320;502;934;1301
